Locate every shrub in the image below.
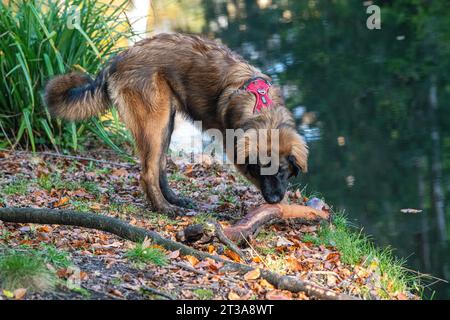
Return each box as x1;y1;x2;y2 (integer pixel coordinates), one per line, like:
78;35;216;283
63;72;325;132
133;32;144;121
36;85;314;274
0;0;133;153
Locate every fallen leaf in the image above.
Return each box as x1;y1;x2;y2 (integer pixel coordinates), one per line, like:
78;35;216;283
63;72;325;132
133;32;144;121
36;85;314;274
89;203;101;211
168;250;180;259
3;290;14;298
37;225;52;233
266;290;292;300
14;288;27;300
54;197;69;208
397;292;409;300
244;268;261;281
252;256;262;263
109;289;123;297
185;255;199;266
224;249;241;262
228;291;241;300
259;279;275;290
111;168;128;177
276;236;294;247
285;256;302;272
207;245;215;254
142;236;152;248
326;252;340;264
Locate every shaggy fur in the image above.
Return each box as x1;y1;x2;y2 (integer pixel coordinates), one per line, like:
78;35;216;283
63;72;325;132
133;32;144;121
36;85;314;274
45;33;308;214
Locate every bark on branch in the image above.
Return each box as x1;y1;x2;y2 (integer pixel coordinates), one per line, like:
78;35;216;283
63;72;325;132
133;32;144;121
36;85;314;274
0;207;356;300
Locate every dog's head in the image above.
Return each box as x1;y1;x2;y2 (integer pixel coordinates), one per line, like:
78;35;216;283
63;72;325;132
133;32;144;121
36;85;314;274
234;127;308;204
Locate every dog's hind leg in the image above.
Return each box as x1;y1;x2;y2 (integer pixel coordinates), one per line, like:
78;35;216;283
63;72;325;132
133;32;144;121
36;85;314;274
117;76;179;215
158;107;195;208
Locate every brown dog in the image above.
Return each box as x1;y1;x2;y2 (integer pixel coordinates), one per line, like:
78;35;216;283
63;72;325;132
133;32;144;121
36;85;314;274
45;33;308;215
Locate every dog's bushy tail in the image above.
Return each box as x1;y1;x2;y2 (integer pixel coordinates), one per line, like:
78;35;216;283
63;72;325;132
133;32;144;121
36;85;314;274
44;71;110;121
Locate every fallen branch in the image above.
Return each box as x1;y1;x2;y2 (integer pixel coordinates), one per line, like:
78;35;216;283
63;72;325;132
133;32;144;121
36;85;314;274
0;207;356;300
223;204;330;244
209;220;249;263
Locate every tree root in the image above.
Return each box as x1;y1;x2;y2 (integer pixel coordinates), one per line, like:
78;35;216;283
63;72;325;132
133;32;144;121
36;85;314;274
0;207;357;300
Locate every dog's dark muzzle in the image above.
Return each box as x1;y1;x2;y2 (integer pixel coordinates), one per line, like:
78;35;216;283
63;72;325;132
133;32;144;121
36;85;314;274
261;175;286;204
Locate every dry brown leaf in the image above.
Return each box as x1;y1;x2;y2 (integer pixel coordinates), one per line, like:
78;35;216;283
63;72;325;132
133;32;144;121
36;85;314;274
397;292;409;300
54;197;69;208
224;249;241;262
244;268;261;281
259;279;275;290
285;256;302;272
37;225;52;233
142;236;152;248
185;255;199;266
111;168;128;177
228;291;241;300
266;290;292;300
89;203;101;211
14;288;27;300
252;256;262;263
326;252;340;264
168;250;180;259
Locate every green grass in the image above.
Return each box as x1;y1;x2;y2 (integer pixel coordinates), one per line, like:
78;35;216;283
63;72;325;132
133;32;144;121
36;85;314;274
0;244;73;293
193;288;214;300
144;211;178;225
302;212;419;298
37;244;71;269
168;172;188;182
37;173;100;197
191;213;214;227
0;0;134;153
125;244;168;266
0;250;54;291
69;200;92;212
109;203;141;215
3;179;28;195
256;229;277;242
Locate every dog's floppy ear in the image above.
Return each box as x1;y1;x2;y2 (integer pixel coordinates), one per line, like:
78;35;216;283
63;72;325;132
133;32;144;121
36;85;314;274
288;155;301;178
279;128;308;174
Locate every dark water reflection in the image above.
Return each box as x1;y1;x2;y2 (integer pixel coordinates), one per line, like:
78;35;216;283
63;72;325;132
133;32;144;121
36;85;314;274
199;0;450;298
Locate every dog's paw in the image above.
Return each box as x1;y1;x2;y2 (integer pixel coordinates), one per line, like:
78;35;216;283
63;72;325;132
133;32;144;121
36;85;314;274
155;204;182;217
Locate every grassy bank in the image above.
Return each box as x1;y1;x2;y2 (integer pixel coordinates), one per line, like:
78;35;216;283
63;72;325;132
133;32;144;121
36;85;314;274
302;213;421;299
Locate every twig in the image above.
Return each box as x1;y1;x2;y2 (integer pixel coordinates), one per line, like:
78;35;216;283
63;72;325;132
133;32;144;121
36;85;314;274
0;207;359;300
172;261;207;276
141;286;175;300
210;220;249;263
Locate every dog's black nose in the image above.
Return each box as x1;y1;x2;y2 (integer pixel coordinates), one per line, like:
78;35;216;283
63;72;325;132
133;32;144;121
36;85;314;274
264;193;283;204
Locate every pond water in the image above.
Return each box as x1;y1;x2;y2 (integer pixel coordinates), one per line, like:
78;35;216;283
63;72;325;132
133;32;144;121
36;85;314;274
161;0;450;298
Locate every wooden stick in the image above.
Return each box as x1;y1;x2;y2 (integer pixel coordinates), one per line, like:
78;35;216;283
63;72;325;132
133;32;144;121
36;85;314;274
209;220;249;263
0;207;356;300
223;204;330;244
